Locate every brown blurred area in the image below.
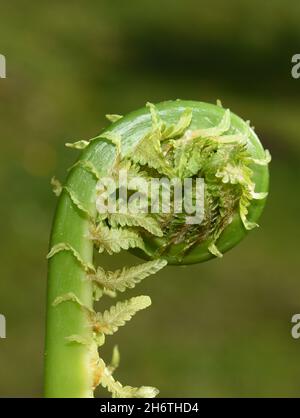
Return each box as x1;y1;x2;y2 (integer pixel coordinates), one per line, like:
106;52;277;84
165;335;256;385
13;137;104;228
0;0;300;397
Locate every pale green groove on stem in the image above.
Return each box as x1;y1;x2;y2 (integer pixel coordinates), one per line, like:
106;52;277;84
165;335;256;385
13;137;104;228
44;100;270;398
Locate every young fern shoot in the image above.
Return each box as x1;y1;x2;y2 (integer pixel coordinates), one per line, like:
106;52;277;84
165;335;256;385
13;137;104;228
45;100;270;398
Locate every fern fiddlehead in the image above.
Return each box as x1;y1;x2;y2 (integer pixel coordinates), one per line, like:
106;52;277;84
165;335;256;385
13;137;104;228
44;100;270;398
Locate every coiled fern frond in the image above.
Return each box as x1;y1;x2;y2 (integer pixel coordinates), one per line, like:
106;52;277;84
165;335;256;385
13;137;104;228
45;100;270;398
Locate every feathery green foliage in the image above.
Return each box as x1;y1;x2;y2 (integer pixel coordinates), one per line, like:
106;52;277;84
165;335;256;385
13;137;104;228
124;102;270;257
95;295;151;335
90;259;167;293
46;100;270;399
88;223;146;255
99;358;158;398
108;212;163;237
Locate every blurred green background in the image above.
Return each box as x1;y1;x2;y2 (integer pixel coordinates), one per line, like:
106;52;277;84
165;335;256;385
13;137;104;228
0;0;300;397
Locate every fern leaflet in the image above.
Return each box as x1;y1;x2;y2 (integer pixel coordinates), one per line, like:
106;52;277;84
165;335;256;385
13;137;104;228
95;295;151;335
90;259;167;293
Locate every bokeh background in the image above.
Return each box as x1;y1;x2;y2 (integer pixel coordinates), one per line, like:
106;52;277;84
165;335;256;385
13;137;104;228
0;0;300;397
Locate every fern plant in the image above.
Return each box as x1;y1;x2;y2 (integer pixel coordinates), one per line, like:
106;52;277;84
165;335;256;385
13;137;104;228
44;100;270;398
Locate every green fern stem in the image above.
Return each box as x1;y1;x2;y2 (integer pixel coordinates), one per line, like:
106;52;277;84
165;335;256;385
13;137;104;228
44;149;104;397
44;108;157;397
44;100;270;398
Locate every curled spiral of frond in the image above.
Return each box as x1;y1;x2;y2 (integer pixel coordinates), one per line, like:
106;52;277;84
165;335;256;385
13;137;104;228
45;100;270;398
